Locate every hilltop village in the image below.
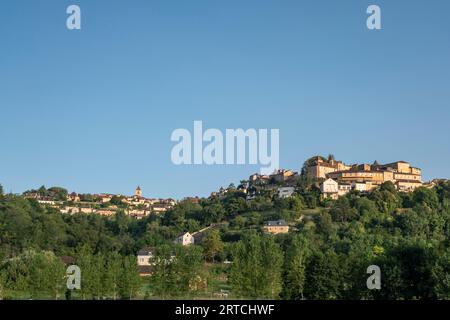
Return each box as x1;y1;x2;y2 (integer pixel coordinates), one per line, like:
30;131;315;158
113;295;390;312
22;186;177;219
16;154;441;254
1;154;450;300
21;155;436;226
133;156;442;276
19;154;439;267
242;156;427;201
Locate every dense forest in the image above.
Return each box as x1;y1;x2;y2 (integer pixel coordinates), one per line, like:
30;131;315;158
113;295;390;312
1;178;450;300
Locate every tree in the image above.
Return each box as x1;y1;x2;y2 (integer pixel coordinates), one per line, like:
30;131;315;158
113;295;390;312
376;244;436;300
113;210;130;235
150;245;203;298
202;202;225;225
282;235;310;300
432;248;450;299
435;180;450;208
231;216;247;229
163;200;202;230
304;250;343;299
330;197;358;223
175;246;205;296
79;193;96;202
75;246;103;299
368;182;402;214
110;196;124;206
0;196;35;256
315;211;335;239
47;187;68;201
103;252;122;300
42;251;66;299
0;270;6;300
150;245;178;298
380;181;397;194
202;230;224;262
119;255;142;299
38;185;47;197
394;209;429;238
229;233;283;299
412;187;439;209
0;250;66;299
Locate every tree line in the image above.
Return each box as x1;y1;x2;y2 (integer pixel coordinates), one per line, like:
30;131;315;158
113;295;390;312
0;246;141;300
1;179;450;299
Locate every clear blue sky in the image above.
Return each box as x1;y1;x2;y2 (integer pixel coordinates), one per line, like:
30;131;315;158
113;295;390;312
1;0;449;199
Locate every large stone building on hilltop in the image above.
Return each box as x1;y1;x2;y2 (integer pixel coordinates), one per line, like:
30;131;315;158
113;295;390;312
306;156;351;180
307;156;423;199
326;161;422;192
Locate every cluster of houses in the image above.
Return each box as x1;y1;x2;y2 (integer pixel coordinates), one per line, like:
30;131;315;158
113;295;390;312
26;155;439;282
136;220;290;276
219;157;428;201
136;225;220;276
22;155;434;223
25;186;177;219
312;157;424;199
210;169;298;201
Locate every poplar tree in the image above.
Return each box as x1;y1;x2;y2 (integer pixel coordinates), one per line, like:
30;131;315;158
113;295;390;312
119;255;142;299
103;252;122;300
229;233;283;299
282;235;310;300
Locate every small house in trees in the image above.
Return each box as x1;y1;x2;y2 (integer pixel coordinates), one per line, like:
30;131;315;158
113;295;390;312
278;187;295;198
263;220;289;234
137;246;155;276
137;246;155;266
175;232;195;246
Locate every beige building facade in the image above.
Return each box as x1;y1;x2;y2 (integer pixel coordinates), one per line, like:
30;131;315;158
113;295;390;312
307;157;351;180
175;232;195;246
315;159;423;198
263;220;290;234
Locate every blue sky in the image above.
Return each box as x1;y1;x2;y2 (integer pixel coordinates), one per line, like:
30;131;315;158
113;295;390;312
1;0;449;199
